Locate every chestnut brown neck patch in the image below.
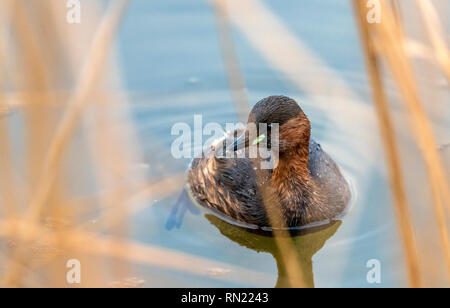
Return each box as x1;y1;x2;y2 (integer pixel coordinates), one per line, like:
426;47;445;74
272;114;311;192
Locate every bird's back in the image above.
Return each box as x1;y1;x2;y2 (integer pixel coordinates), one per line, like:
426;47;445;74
308;140;351;216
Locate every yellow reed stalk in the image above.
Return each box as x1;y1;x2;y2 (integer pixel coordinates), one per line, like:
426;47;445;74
1;0;134;287
72;173;186;232
1;0;59;286
10;1;55;196
26;0;131;222
375;0;450;280
86;93;134;283
263;212;308;288
352;0;423;288
213;0;308;288
0;31;19;216
88;94;131;237
0;218;273;286
212;0;250;123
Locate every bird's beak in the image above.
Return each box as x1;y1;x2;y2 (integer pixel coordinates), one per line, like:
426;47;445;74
227;130;249;151
227;127;267;152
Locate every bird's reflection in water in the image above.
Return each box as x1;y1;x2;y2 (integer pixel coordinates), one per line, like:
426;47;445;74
166;190;342;287
205;214;341;288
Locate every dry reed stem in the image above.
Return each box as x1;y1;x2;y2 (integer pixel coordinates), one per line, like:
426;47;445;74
215;0;310;288
416;0;450;84
26;0;130;222
88;93;131;245
352;0;423;288
72;173;186;231
1;0;59;286
263;211;307;288
216;0;363;103
0;30;19;216
390;0;403;32
212;0;250;122
1;0;133;287
0;218;273;286
29;1;78;283
376;0;450;280
90;173;186;231
11;1;56;201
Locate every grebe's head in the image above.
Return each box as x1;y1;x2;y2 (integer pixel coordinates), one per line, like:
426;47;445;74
233;96;311;156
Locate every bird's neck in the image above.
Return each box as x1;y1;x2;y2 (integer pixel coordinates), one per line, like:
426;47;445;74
272;146;311;186
270;146;322;226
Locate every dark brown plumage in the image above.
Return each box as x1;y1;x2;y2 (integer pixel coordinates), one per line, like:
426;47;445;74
188;96;351;228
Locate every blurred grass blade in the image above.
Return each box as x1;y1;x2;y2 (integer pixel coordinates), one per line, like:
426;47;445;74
352;0;423;288
27;0;131;222
375;0;450;281
212;0;250;122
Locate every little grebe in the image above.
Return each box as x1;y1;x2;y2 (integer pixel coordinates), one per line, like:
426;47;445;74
188;96;351;228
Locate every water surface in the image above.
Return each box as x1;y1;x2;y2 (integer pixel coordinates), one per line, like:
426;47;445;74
116;0;413;288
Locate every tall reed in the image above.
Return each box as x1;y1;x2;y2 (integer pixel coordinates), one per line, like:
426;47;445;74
352;0;423;287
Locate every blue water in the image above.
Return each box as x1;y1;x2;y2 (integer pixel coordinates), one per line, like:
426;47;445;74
115;0;410;287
